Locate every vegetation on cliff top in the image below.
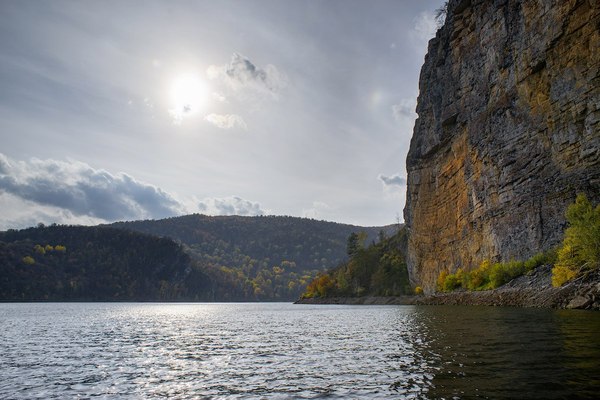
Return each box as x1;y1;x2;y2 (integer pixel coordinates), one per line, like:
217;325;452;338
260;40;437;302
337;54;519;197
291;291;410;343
301;227;410;299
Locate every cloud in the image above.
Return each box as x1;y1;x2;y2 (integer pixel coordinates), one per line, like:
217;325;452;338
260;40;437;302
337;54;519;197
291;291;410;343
0;153;10;174
212;92;227;102
392;98;417;121
378;173;406;187
0;192;105;230
0;153;185;222
169;107;190;125
207;53;287;95
302;201;331;220
411;11;438;45
197;196;264;216
204;113;247;130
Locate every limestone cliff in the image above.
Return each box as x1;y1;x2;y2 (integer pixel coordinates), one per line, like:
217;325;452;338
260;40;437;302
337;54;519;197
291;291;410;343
404;0;600;292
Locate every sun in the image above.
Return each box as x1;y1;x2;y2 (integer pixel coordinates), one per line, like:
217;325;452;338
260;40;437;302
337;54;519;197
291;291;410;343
168;73;209;124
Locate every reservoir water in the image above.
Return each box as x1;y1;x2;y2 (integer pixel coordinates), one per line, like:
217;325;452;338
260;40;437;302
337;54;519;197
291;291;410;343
1;303;599;399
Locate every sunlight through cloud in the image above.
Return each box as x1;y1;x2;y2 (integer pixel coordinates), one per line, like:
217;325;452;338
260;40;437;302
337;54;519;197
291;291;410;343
168;73;209;124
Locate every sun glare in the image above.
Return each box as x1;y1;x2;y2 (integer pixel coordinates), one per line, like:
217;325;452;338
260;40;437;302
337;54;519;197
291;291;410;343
168;73;208;124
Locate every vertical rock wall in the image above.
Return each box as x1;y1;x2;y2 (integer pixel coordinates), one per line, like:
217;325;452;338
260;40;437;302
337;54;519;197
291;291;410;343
404;0;600;292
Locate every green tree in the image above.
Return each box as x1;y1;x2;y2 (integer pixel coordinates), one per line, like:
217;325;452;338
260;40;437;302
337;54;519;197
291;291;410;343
346;232;359;257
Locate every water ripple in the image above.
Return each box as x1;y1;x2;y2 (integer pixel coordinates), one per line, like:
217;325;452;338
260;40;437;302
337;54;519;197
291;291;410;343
1;303;599;399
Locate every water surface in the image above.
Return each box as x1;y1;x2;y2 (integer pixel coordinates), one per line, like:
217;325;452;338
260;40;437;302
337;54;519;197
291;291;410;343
1;303;599;399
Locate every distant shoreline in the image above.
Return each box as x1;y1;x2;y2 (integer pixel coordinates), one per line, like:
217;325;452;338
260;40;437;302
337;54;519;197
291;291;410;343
294;296;418;305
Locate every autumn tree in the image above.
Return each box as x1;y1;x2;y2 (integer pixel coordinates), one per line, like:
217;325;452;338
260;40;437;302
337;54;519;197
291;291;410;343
552;194;600;286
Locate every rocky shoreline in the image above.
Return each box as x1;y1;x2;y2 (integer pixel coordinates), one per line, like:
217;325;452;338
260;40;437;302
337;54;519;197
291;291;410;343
295;266;600;310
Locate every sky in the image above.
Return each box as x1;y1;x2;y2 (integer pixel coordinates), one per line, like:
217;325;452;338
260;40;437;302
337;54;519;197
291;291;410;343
0;0;444;230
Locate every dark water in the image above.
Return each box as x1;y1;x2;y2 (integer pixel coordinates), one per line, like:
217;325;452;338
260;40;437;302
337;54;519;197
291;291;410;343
0;303;599;399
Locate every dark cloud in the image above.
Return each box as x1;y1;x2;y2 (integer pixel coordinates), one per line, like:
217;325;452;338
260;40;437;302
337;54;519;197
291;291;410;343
0;153;183;221
378;173;406;187
0;154;9;174
198;196;264;216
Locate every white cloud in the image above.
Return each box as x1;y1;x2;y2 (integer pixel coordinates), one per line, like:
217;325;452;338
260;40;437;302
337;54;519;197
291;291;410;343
207;53;287;96
204;113;247;130
0;153;185;222
302;201;332;220
411;11;438;45
212;92;227;102
197;196;264;216
392;98;417;121
378;173;406;187
168;107;189;125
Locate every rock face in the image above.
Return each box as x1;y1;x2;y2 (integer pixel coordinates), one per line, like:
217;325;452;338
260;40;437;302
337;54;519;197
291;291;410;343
404;0;600;292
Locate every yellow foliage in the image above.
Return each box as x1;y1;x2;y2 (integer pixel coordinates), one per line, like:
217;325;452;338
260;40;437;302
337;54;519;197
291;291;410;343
468;259;491;290
414;286;424;295
316;274;334;297
22;256;35;265
272;266;284;275
551;265;577;287
45;244;54;252
436;270;448;291
34;244;45;255
54;245;67;252
552;194;600;285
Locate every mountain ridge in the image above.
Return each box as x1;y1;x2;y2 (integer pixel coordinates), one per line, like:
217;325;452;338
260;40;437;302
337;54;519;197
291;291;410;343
0;215;397;301
109;214;397;300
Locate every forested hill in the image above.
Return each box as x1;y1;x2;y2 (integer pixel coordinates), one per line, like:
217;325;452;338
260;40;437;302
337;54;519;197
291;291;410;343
0;217;397;302
0;225;212;301
110;215;397;300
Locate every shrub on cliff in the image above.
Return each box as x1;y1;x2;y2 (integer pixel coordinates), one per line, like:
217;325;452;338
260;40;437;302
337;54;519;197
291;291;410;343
437;249;556;292
489;260;526;288
552;194;600;287
466;260;491;290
